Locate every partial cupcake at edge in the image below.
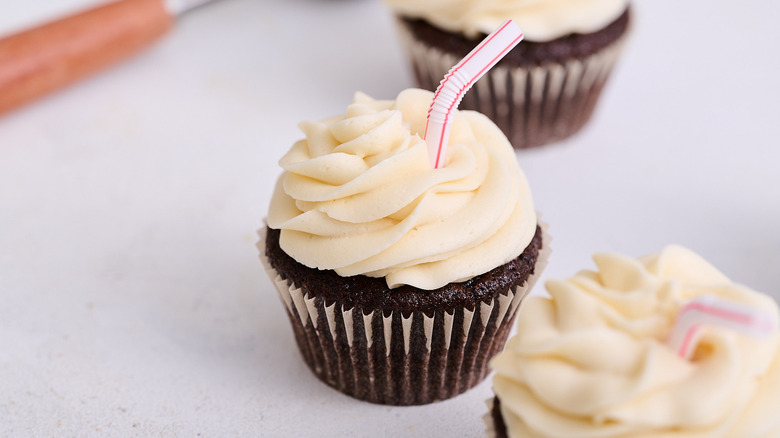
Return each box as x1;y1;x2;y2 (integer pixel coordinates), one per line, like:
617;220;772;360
486;245;780;437
384;0;631;149
258;88;550;405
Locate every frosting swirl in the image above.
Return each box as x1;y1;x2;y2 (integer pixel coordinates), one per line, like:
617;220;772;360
491;245;780;437
385;0;629;41
267;89;536;290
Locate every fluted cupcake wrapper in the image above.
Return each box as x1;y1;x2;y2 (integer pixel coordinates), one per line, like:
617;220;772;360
395;19;628;149
484;397;499;438
258;225;550;405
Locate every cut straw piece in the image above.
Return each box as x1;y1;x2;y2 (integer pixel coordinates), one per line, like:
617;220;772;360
424;20;524;169
667;295;778;359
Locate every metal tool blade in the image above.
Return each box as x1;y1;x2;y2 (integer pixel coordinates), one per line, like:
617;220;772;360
164;0;221;17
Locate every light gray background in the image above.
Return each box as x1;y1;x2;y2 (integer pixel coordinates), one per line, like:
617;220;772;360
1;0;779;436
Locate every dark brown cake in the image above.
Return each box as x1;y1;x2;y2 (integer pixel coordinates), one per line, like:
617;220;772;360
262;226;543;405
394;8;631;149
399;9;630;67
266;226;542;313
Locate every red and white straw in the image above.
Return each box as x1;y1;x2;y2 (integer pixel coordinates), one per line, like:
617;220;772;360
424;20;524;169
667;295;778;359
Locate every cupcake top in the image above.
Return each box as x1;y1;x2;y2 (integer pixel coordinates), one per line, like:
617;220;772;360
490;245;780;437
267;89;537;290
385;0;629;41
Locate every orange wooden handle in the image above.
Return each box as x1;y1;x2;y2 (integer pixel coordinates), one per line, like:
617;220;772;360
0;0;172;115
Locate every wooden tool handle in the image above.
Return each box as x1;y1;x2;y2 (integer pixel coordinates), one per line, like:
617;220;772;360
0;0;172;115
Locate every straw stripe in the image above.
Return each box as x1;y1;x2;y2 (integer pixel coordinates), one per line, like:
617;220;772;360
678;323;702;359
433;34;523;168
424;20;524;169
668;296;778;359
428;20;514;111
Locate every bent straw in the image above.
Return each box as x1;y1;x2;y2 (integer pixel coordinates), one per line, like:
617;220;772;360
667;295;778;359
424;20;524;169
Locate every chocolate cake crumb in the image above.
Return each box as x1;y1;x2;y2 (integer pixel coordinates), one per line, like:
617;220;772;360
265;225;542;314
399;8;631;67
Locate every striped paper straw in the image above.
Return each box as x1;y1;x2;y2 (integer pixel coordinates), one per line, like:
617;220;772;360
424;20;524;169
667;295;778;359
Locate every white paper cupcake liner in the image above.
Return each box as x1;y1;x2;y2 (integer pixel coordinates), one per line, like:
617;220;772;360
395;19;629;149
484;397;499;438
258;224;550;405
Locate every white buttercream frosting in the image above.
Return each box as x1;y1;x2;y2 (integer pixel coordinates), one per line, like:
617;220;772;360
267;89;537;290
491;245;780;437
385;0;629;41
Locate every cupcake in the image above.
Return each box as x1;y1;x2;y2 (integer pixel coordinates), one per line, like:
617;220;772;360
384;0;631;149
259;88;549;405
487;245;780;437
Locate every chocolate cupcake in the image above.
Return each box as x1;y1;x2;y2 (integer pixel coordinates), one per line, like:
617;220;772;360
385;0;631;149
259;88;549;405
486;245;780;437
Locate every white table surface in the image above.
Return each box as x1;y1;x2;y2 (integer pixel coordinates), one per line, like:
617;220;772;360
1;1;779;436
